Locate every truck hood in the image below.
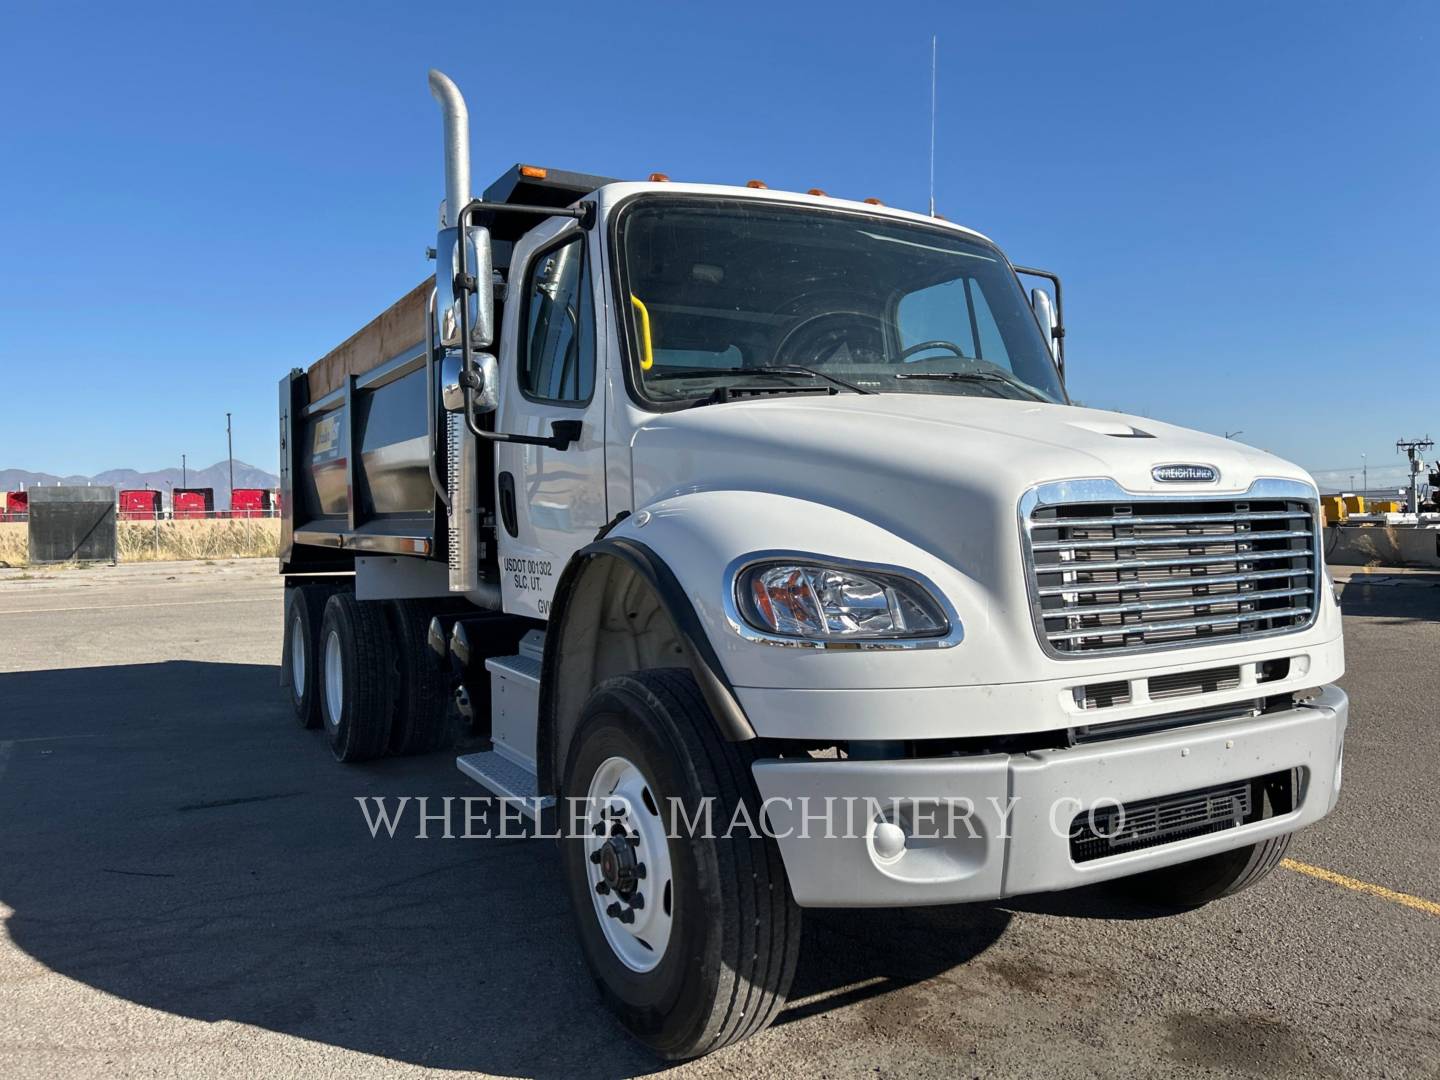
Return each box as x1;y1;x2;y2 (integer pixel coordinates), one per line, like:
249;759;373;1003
631;394;1314;507
629;394;1316;586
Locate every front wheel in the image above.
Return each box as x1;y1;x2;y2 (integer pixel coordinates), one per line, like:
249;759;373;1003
559;669;801;1059
1112;832;1293;909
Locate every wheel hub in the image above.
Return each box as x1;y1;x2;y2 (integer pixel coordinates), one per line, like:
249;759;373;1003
583;755;674;973
598;833;639;897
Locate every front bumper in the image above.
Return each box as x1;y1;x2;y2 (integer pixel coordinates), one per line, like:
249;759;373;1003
751;685;1347;907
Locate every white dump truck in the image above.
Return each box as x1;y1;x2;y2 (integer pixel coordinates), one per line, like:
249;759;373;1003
276;70;1347;1058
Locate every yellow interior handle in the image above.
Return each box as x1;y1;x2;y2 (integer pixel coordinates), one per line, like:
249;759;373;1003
630;294;654;371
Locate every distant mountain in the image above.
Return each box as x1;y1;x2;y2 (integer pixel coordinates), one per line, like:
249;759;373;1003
0;461;280;510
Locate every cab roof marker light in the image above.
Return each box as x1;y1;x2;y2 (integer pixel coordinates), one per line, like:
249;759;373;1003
807;188;828;197
863;197;884;206
648;172;671;182
519;164;548;179
746;179;768;189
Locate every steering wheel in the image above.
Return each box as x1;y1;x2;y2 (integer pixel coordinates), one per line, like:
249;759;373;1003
772;311;889;367
898;339;969;363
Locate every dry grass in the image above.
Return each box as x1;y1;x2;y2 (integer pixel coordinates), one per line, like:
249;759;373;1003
0;522;24;567
0;519;279;565
118;519;280;562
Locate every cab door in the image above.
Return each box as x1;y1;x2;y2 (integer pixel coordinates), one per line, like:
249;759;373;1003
495;220;608;619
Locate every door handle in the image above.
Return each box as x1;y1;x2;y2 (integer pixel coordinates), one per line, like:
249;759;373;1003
498;471;519;538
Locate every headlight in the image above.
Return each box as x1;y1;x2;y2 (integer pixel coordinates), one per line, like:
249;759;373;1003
732;560;955;646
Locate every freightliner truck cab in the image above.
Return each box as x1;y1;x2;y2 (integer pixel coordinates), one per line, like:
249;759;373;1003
276;70;1347;1058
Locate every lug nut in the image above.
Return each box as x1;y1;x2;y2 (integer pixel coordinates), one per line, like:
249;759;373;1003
630;893;645;910
606;902;622;919
635;863;647;879
618;907;635;924
592;822;605;836
589;850;602;864
595;881;609;895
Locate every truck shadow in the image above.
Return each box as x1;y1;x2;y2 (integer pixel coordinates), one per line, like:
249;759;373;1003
1336;573;1440;622
0;660;1010;1076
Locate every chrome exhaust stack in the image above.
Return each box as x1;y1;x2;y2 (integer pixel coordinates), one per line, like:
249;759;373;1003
429;69;480;596
427;69;470;227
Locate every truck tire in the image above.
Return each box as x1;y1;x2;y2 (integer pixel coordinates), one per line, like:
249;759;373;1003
282;583;337;729
318;593;393;763
384;599;457;756
1113;832;1293;909
558;669;801;1059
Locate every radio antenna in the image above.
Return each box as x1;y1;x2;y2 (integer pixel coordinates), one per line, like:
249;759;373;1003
928;34;938;216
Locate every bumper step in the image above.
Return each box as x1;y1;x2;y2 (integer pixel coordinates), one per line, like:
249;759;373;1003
456;750;553;820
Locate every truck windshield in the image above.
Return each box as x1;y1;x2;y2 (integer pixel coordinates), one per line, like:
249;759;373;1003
616;197;1066;405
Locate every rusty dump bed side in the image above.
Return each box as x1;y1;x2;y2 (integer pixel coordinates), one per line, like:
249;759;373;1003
306;280;431;401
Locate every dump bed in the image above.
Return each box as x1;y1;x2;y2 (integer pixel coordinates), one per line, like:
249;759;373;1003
280;163;615;575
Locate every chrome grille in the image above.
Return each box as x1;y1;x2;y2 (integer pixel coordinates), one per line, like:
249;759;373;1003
1024;489;1319;657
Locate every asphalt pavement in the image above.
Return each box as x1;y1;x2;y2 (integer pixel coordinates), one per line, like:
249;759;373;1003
0;559;1436;1079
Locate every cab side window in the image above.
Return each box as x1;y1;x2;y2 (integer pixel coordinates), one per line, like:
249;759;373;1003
520;235;595;404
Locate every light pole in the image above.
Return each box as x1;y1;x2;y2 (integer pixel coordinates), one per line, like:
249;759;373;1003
1224;430;1244;440
226;412;235;512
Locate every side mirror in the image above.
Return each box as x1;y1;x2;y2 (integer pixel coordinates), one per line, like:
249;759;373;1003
435;225;494;348
440;350;498;416
1031;287;1058;359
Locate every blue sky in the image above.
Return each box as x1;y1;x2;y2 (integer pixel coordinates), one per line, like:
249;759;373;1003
1;1;1436;489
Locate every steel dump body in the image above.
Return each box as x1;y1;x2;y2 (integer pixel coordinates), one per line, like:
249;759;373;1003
278;165;612;575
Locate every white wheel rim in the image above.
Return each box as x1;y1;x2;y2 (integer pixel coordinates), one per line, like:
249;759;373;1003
290;614;306;693
584;755;674;973
323;629;343;727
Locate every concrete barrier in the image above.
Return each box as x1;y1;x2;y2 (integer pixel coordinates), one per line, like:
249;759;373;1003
1324;525;1440;568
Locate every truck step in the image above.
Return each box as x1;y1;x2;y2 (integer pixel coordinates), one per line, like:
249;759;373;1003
456;750;553;820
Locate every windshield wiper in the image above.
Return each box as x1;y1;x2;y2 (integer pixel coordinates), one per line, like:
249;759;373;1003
892;369;1045;401
648;365;873;395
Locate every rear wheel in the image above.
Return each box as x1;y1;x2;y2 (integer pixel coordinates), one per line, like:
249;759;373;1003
559;669;801;1059
1113;832;1293;909
282;583;336;729
384;600;458;756
319;593;393;762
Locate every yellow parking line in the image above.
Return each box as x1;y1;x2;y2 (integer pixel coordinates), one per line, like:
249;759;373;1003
1282;858;1440;917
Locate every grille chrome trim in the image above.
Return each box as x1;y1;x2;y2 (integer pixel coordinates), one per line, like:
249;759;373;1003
1026;509;1307;529
1020;478;1322;658
1048;586;1312;620
1029;528;1312;552
1037;566;1307;596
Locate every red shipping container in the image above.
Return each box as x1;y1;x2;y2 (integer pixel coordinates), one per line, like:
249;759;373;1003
118;489;162;520
5;490;27;521
229;488;274;518
172;488;214;519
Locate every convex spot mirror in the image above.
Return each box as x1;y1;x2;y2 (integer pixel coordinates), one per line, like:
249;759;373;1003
440;350;499;416
435;225;494;349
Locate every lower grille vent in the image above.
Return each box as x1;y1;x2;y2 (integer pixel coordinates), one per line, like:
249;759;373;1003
1068;770;1296;863
1148;665;1242;701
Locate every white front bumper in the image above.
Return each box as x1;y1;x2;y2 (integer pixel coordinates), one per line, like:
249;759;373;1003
751;685;1347;907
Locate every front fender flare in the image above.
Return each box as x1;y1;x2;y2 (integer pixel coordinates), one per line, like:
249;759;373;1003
536;537;755;798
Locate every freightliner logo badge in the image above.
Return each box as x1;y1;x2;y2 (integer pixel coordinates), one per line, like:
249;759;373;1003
1152;463;1219;483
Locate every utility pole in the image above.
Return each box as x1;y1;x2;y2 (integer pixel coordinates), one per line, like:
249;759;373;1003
1362;452;1367;499
182;453;187;488
226;412;235;513
1397;437;1434;513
